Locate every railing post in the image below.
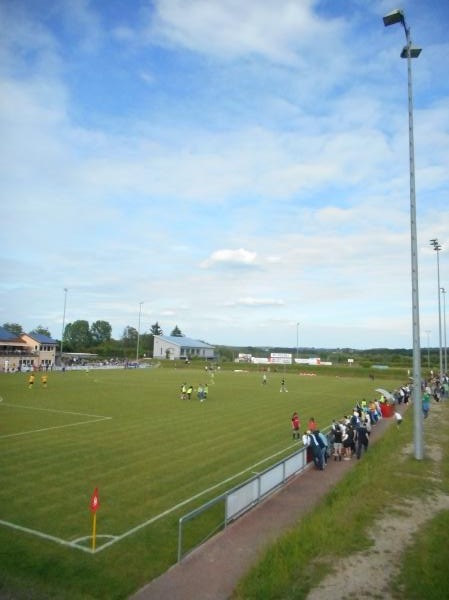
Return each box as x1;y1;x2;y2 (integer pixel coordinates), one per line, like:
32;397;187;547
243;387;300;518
177;516;183;563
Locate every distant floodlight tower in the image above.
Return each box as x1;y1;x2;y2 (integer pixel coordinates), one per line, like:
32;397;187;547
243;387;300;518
136;301;144;362
296;322;299;360
430;239;443;376
441;287;447;374
60;288;68;365
383;8;423;459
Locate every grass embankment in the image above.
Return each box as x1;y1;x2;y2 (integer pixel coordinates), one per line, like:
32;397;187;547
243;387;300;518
233;401;449;600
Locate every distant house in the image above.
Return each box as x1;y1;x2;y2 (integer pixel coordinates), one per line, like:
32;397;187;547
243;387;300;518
21;332;58;370
0;327;58;372
0;326;28;372
153;335;215;361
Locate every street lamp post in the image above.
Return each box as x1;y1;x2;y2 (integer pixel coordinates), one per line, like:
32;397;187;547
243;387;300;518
136;302;144;363
60;288;68;367
383;9;423;459
430;239;443;376
441;288;447;374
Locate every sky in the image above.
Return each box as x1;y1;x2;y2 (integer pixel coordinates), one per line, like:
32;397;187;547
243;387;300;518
1;0;448;350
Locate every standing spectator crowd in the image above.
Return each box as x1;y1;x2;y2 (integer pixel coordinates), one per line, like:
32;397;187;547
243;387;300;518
302;396;385;470
301;373;448;471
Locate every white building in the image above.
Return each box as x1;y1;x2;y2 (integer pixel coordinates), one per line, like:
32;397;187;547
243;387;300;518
153;335;215;361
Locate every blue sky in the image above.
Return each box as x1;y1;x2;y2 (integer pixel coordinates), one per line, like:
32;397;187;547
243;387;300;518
1;0;448;350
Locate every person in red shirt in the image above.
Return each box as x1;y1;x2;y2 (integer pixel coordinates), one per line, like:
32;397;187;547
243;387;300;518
307;417;317;431
291;412;300;439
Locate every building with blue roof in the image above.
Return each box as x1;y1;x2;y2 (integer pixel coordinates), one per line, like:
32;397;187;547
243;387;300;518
0;326;20;342
0;327;29;372
153;335;215;361
0;328;58;372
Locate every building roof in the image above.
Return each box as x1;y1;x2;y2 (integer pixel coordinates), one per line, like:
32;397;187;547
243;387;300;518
0;326;21;341
155;335;215;349
25;332;58;344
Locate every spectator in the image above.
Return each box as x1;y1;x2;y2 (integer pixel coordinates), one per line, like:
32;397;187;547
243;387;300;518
394;410;403;428
332;420;343;461
342;424;355;459
355;421;369;459
302;430;324;470
307;417;317;431
315;429;329;467
422;391;431;418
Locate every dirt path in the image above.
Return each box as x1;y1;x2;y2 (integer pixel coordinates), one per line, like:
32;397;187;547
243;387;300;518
306;402;449;600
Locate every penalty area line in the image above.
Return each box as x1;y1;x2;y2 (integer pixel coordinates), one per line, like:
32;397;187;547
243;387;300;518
0;417;112;439
0;402;112;439
1;402;111;419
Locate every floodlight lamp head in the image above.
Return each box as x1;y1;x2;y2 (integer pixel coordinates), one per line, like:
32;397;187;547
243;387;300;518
383;9;405;27
401;46;422;59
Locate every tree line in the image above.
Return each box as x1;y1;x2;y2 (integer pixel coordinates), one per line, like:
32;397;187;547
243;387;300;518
1;321;184;358
2;322;443;367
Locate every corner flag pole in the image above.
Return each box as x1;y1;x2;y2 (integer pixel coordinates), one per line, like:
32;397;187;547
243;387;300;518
90;487;100;552
92;512;97;552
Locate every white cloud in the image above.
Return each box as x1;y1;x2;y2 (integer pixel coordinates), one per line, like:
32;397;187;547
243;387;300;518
200;248;258;268
236;297;285;307
148;0;344;64
0;0;448;349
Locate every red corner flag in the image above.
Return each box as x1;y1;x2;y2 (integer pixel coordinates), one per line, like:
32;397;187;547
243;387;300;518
90;487;100;513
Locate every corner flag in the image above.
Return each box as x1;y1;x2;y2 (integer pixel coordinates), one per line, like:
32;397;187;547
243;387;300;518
90;487;100;513
89;487;100;551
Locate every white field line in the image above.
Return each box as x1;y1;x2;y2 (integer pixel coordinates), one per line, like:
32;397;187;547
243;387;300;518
93;442;299;553
0;403;112;439
0;519;95;554
0;442;299;553
1;402;111;419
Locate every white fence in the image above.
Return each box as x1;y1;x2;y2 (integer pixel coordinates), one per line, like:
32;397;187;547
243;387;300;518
177;444;310;562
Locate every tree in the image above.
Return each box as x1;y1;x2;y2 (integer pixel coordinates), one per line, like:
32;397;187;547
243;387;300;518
122;326;138;348
64;320;92;351
150;322;163;336
2;322;23;336
138;333;152;357
170;325;183;337
31;325;52;337
90;320;112;344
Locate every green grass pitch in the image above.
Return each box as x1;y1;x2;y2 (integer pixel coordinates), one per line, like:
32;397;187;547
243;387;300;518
0;366;403;599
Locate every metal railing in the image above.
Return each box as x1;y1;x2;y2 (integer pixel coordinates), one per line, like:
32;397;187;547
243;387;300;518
177;443;311;562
